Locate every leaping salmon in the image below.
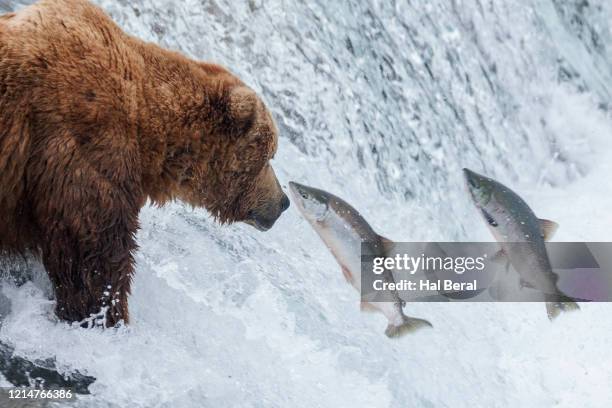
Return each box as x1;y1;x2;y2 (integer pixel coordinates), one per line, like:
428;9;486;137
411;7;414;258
289;181;432;337
463;168;579;319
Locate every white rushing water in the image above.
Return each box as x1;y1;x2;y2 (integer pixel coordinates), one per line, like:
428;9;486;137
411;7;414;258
1;0;612;406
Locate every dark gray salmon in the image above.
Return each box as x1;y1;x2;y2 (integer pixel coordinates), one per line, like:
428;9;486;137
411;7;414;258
463;168;579;320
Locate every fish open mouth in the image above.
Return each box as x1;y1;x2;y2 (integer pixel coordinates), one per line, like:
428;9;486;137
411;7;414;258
288;182;306;201
463;168;488;207
463;175;479;205
288;182;308;214
288;181;330;221
463;168;479;188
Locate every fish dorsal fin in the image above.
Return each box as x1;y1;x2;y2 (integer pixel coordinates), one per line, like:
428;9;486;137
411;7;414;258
378;235;395;254
538;218;559;241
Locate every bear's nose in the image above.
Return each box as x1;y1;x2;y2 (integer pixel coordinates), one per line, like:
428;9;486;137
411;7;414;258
280;194;290;212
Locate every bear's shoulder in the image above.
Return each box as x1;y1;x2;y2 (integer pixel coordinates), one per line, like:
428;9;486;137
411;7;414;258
3;0;124;46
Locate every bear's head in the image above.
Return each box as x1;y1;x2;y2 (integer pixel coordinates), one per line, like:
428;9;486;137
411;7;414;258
167;77;290;231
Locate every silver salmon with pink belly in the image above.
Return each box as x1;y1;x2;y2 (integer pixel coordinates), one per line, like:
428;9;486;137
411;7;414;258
463;168;579;320
289;181;432;337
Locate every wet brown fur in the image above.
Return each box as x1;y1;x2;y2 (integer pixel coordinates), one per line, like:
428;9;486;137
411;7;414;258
0;0;285;327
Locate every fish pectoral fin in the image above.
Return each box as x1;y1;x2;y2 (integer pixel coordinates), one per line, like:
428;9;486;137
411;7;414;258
489;250;511;274
360;301;378;313
538;218;559;241
490;249;507;264
341;266;354;283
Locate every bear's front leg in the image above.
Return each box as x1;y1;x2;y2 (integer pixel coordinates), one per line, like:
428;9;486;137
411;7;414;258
40;214;138;327
28;129;143;328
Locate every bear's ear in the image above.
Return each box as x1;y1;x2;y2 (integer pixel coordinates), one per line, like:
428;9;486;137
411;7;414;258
228;86;257;125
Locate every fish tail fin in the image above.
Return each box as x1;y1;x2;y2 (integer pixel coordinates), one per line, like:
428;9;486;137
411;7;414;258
545;294;580;320
384;315;432;338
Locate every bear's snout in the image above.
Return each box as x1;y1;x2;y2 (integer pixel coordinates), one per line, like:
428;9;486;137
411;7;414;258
246;192;290;231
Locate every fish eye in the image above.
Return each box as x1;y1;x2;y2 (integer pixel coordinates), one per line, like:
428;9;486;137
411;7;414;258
300;192;308;199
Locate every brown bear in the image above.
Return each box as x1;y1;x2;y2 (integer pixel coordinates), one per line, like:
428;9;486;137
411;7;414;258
0;0;289;327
